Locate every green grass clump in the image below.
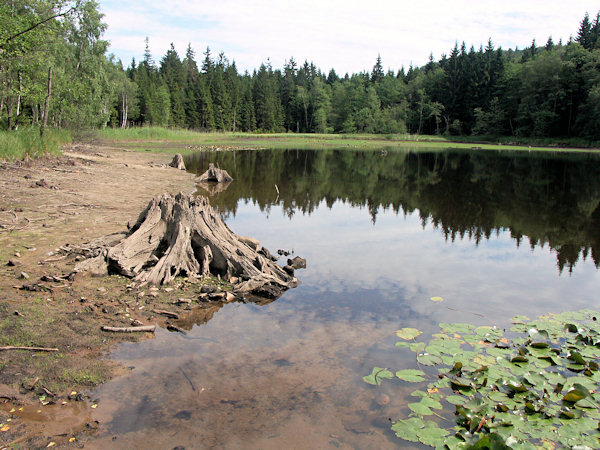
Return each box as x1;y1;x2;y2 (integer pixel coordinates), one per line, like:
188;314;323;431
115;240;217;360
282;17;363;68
0;127;71;161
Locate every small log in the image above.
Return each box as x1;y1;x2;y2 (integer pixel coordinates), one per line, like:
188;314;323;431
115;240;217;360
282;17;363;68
0;346;58;352
101;325;155;333
152;309;179;319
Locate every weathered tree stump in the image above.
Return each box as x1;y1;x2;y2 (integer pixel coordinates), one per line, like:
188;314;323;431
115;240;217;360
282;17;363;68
196;163;233;183
170;154;186;170
73;193;297;298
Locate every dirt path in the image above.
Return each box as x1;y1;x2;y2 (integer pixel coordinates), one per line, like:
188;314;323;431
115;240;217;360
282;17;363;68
0;142;198;447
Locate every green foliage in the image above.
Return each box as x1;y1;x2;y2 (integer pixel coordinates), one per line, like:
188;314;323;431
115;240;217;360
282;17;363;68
3;4;600;141
365;309;600;448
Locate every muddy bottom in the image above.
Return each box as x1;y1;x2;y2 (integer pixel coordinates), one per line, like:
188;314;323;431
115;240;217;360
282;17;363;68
88;302;410;449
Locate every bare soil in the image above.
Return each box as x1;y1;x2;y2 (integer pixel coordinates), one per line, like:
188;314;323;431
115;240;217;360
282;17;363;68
0;142;204;447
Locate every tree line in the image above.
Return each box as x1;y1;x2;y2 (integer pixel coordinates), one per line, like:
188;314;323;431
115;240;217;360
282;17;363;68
2;2;600;140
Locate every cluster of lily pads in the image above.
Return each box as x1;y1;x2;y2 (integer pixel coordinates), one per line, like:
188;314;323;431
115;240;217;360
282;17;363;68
364;309;600;448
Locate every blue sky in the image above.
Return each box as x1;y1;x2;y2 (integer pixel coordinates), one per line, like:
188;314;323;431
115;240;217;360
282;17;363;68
99;0;599;74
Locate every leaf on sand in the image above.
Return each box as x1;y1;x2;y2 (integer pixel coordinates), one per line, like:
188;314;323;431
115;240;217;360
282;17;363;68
396;328;423;340
430;296;444;302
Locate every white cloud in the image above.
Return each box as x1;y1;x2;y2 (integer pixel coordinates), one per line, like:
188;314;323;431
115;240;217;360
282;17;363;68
100;0;599;73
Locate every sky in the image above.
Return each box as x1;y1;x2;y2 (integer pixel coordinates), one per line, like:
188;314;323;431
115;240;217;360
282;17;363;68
99;0;599;75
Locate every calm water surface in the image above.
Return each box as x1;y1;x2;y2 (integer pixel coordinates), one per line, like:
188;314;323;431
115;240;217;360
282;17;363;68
90;148;600;448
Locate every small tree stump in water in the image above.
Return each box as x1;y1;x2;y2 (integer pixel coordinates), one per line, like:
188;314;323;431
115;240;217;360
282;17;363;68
196;163;233;183
74;193;297;298
169;154;186;170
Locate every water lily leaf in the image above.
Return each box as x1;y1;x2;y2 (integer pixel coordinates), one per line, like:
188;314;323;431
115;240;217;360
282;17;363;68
391;418;422;442
439;323;475;335
567;351;587;365
408;401;434;416
563;384;589;403
396;369;426;382
450;377;476;390
505;380;528;393
417;353;442;366
474;354;496;366
419;396;443;410
394;341;410;348
409;342;426;353
416;426;449;447
363;367;393;385
430;296;444;302
512;315;530;323
396;328;422;340
446;395;467;405
511;355;529;363
530;342;550;349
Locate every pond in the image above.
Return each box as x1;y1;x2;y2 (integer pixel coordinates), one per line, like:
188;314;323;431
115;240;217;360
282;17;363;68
89;148;600;448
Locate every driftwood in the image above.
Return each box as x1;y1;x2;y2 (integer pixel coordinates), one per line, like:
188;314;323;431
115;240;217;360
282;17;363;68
73;193;297;299
0;346;58;352
170;154;186;170
196;163;233;183
152;309;179;319
101;325;156;333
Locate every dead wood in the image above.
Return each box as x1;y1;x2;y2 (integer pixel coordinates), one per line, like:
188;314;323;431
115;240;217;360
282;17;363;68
0;346;58;352
196;163;233;183
101;325;156;333
152;309;179;319
72;193;297;300
170;154;186;170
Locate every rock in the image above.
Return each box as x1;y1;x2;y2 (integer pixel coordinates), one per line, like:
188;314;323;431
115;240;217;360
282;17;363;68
97;286;106;293
7;259;22;267
288;256;306;269
14;252;20;257
196;163;233;183
200;285;217;294
283;265;294;275
169;154;186;170
375;393;391;406
19;272;29;280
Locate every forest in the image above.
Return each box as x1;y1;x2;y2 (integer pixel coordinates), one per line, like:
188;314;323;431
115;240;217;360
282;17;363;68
1;0;600;140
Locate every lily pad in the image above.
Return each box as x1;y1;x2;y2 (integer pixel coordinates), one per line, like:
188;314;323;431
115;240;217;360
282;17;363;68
363;367;393;385
396;328;422;340
396;369;427;382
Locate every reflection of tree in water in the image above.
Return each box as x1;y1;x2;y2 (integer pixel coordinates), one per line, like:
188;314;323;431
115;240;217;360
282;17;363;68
186;149;600;273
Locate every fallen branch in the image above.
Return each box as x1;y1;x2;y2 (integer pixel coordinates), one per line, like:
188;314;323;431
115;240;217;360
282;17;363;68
152;309;179;319
0;346;58;352
101;325;155;333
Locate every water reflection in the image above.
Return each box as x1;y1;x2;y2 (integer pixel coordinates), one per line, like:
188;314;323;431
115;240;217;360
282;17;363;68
187;149;600;273
89;147;600;449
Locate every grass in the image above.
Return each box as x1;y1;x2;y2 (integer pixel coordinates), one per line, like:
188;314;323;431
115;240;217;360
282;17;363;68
96;127;600;153
0;127;71;161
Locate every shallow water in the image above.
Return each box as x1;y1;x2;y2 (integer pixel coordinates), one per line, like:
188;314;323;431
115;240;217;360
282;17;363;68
89;148;600;448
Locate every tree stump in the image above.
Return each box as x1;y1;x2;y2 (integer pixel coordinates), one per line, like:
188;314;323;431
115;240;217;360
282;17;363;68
169;154;186;170
196;163;233;183
74;193;297;298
